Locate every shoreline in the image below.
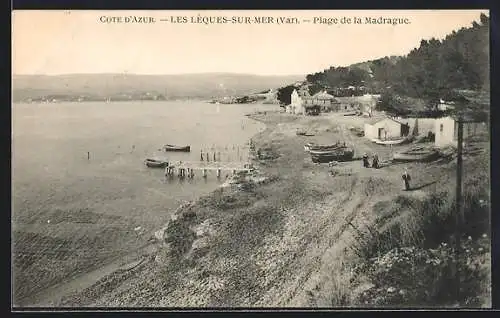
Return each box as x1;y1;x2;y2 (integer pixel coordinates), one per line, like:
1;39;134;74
24;110;490;307
16;109;269;307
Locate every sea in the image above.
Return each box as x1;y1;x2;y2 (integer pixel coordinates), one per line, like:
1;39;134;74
11;101;274;303
12;100;274;224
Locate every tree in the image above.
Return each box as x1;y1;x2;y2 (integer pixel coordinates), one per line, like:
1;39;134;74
277;85;296;105
308;83;324;96
304;13;489;113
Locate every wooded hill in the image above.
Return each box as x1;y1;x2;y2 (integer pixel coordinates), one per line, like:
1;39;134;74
279;13;489;116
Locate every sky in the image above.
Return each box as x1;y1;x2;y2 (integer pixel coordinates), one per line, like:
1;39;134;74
12;10;488;76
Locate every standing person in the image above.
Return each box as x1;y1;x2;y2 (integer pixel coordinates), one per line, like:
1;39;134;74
402;169;411;191
372;153;379;169
362;153;370;168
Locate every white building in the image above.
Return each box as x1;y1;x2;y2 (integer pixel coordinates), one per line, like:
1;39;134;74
434;116;487;147
364;117;411;141
288;87;310;115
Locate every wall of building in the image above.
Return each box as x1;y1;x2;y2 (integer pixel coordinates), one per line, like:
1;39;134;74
434;117;488;147
364;118;404;140
364;123;379;139
290;90;304;115
435;117;456;147
404;118;437;136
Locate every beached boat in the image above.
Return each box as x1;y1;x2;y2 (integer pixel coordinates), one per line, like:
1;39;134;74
310;147;354;163
163;144;191;152
144;158;169;168
296;131;315;136
392;148;439;162
372;138;407;145
305;142;346;152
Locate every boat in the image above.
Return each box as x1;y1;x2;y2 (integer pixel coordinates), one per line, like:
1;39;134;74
305;142;346;152
310;147;354;163
296;131;315;136
372;138;407;145
392;148;439;162
144;158;169;168
163;144;191;152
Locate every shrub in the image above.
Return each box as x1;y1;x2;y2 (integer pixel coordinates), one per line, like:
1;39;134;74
356;235;490;307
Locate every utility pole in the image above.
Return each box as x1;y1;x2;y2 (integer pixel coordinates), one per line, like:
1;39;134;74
454;114;464;306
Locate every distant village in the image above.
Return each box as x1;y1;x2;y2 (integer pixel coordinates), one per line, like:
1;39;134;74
281;80;489;148
21;92;169;103
19;90;281;105
209;89;279;105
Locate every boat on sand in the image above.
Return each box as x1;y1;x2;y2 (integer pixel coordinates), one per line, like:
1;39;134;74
304;142;346;152
163;144;191;152
309;146;354;163
372;137;408;145
392;147;439;162
296;130;315;136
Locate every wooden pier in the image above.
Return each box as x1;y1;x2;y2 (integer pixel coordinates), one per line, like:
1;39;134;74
165;161;254;178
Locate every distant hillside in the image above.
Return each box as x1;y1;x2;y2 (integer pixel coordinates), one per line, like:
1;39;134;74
295;13;490;117
12;73;304;102
305;13;489;98
349;55;403;74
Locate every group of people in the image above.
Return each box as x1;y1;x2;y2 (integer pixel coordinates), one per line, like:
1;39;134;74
362;153;379;169
361;152;412;190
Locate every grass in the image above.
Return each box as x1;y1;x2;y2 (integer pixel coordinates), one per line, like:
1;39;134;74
323;156;491;307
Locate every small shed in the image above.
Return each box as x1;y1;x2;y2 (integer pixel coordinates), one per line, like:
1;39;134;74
364;117;410;140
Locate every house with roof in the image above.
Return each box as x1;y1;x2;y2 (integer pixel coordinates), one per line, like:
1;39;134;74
310;91;341;112
434;90;489;147
364;117;411;141
435;116;488;147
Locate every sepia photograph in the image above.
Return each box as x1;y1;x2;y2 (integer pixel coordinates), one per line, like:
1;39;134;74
11;9;491;308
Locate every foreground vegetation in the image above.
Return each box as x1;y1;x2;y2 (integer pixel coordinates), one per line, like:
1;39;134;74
312;148;491;307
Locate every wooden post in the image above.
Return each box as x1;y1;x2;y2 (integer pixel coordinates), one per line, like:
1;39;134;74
203;169;207;178
455;116;464;305
87;152;90;160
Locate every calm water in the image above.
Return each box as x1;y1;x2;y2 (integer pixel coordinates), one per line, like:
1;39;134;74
12;101;272;227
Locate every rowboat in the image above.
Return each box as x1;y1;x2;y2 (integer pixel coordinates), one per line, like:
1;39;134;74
296;131;315;136
163;144;191;152
392;149;439;162
305;142;345;152
144;158;169;168
310;147;354;163
372;138;407;145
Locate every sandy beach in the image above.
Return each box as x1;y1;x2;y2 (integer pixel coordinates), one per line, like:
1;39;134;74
28;110;489;307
